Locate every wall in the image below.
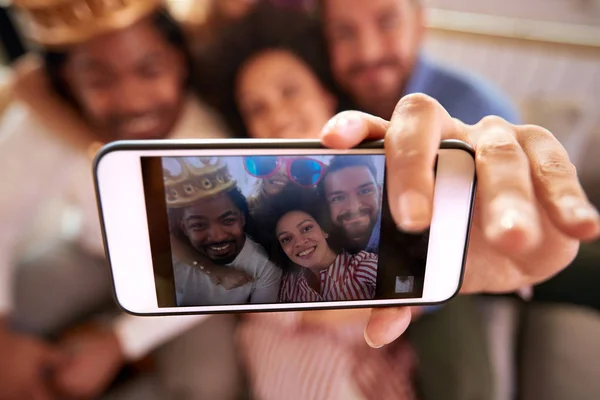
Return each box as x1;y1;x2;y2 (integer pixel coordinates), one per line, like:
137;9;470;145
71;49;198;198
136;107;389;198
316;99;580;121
427;0;600;26
421;7;600;174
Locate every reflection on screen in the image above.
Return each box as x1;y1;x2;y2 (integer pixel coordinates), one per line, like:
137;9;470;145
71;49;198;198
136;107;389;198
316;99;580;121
141;154;428;307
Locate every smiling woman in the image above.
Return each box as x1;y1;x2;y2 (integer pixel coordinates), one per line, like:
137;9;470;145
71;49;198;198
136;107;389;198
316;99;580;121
256;185;379;302
196;1;340;138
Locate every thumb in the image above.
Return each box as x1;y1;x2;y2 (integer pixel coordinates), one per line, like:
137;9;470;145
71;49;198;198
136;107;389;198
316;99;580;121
364;307;412;348
321;111;389;149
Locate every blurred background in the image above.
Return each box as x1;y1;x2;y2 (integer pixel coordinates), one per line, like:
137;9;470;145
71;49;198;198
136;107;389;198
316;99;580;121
1;1;599;400
3;0;600;182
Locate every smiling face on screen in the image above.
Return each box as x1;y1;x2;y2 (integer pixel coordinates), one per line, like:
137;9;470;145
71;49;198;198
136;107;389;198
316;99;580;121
276;211;334;271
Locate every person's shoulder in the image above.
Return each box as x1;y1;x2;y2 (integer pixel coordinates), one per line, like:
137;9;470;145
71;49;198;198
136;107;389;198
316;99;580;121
0;101;63;148
424;58;521;124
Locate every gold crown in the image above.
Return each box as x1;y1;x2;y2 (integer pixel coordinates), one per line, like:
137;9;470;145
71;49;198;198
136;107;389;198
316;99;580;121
12;0;164;48
163;157;237;208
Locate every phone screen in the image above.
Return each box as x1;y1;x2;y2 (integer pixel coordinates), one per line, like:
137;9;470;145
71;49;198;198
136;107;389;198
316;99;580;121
141;154;430;308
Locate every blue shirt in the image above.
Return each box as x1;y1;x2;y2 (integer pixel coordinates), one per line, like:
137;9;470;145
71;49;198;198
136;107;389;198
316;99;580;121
404;55;520;124
365;213;382;254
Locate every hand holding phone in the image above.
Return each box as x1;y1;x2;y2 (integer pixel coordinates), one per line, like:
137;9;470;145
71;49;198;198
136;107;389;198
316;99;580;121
320;96;600;347
94;138;476;315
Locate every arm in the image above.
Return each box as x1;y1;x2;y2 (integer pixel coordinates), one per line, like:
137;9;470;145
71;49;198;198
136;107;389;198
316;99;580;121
112;314;209;361
249;260;282;304
355;251;378;291
170;234;254;289
0;105;73;315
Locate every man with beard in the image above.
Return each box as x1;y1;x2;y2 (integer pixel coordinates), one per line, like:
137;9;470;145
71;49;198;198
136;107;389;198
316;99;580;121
321;155;383;254
166;157;282;306
0;1;244;399
319;0;519;123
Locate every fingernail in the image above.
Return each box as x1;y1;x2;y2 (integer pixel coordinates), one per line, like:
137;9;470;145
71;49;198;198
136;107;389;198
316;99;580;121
364;329;384;349
321;114;362;138
486;197;538;242
558;196;600;223
397;190;431;231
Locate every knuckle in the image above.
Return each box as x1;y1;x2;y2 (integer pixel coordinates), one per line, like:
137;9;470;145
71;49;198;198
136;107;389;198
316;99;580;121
476;137;521;161
536;157;577;183
518;124;557;143
479;115;510;128
528;125;555;141
395;93;438;116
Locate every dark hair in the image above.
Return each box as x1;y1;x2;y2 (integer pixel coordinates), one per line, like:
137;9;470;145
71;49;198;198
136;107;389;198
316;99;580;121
195;1;340;137
253;185;341;271
318;155;379;198
42;8;193;107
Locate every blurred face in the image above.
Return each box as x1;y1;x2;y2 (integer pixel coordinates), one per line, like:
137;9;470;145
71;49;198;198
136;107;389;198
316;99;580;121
324;166;381;251
180;193;246;264
63;17;187;141
323;0;425;118
276;211;332;271
262;164;290;196
236;49;336;139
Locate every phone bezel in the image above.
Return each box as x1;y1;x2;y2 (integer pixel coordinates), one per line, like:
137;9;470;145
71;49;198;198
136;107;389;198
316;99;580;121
93;139;476;316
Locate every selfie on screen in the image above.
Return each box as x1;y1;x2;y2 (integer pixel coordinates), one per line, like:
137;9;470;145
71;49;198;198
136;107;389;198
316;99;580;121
148;154;427;307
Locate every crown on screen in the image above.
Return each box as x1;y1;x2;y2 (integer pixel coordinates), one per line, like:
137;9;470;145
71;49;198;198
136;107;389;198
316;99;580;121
163;157;237;208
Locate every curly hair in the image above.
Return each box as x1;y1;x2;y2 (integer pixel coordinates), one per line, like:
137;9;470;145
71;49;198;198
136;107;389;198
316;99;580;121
195;1;340;137
252;185;342;271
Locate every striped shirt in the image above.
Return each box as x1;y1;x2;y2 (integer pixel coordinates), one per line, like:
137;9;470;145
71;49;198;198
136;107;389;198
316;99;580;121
237;313;418;400
279;251;378;302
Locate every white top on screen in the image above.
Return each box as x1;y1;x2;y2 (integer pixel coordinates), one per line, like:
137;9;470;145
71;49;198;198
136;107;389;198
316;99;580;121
173;236;282;306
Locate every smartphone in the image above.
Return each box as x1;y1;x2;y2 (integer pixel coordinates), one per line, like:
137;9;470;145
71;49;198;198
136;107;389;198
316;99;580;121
93;139;476;316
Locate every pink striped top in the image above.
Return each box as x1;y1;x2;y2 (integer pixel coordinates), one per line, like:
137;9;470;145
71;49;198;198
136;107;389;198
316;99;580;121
237;312;418;400
279;251;378;302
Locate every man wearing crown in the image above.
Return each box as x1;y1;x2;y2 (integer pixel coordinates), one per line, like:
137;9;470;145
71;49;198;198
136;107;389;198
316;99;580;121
164;157;282;306
0;1;247;399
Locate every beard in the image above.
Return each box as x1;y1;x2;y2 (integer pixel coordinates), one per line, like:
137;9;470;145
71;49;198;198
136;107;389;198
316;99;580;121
332;222;375;255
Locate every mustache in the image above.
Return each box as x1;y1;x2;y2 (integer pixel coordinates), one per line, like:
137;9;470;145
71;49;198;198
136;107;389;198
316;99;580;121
347;57;400;78
338;208;371;223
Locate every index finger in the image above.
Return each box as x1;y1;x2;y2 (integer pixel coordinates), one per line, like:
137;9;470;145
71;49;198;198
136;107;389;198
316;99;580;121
386;95;464;231
320;111;389;149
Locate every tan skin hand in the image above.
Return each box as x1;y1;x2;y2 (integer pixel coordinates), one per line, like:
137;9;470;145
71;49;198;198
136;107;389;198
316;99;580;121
210;267;256;290
0;321;65;400
170;234;255;290
297;93;600;348
51;326;124;400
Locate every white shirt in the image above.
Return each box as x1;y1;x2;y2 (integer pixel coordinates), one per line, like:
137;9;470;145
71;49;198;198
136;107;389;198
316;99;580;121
0;95;229;360
174;237;282;306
